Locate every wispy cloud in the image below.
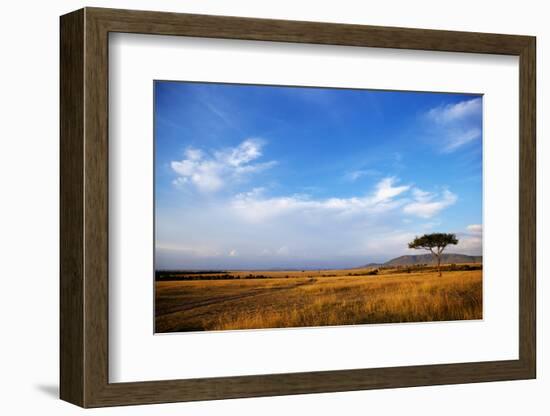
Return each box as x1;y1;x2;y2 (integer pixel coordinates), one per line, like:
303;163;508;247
442;128;481;153
372;177;410;204
202;100;234;127
403;188;457;218
171;139;277;192
425;97;482;153
193;87;246;134
343;168;379;182
230;177;454;224
427;98;482;124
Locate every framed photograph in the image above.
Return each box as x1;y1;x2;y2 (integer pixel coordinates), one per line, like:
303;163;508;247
60;7;536;407
153;82;484;334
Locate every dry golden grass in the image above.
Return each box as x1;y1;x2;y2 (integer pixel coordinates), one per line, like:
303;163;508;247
155;269;482;332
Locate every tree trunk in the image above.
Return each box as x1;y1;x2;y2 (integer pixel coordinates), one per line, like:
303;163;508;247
437;255;442;277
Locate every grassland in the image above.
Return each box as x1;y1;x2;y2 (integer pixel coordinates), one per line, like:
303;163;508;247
155;265;482;333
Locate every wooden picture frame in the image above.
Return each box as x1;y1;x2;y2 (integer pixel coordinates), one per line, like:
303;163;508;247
60;7;536;408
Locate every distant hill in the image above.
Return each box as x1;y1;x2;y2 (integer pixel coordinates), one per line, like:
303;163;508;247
364;253;482;268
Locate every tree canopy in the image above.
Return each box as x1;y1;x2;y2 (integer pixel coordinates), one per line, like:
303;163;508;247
408;233;458;276
408;233;458;252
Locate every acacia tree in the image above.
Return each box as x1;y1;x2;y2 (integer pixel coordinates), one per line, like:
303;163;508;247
408;233;458;277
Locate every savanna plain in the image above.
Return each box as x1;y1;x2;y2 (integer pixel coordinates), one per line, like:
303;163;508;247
155;264;482;332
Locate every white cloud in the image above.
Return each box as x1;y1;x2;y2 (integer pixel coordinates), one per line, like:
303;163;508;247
171;139;276;192
371;177;410;203
158;175;462;268
231;177;411;223
217;139;262;167
425;97;482;153
185;148;203;161
467;224;482;233
231;192;309;223
428;97;482;124
411;187;432;202
403;188;457;218
171;157;224;192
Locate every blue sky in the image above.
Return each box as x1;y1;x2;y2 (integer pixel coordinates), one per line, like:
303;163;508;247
155;81;483;270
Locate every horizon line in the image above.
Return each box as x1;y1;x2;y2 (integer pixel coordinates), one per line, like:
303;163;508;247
155;252;483;272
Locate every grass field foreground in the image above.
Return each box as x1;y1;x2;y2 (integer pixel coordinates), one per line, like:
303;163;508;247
155;268;482;332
